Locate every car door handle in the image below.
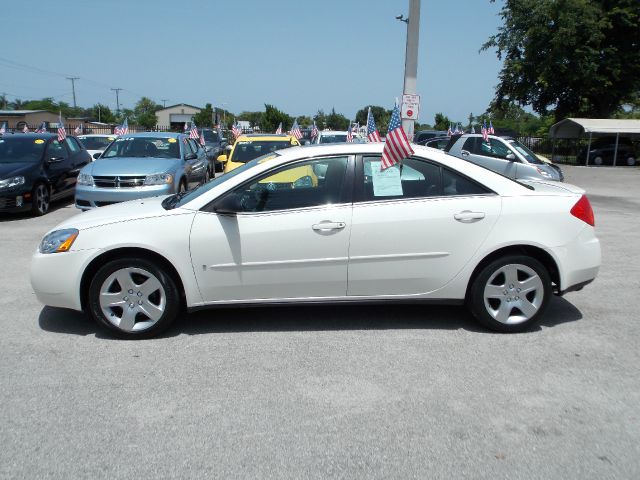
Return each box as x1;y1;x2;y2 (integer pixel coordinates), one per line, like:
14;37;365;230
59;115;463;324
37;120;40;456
312;221;346;231
454;211;485;222
461;150;470;157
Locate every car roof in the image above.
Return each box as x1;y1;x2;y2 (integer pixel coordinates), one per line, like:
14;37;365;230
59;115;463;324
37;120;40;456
120;131;182;138
236;134;296;141
319;130;348;135
0;132;57;138
77;134;117;138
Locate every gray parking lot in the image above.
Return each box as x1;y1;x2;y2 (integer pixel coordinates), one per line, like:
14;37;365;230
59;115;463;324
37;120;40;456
1;165;639;479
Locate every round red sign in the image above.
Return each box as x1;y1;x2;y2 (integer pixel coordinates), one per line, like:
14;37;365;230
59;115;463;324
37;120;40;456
407;109;413;117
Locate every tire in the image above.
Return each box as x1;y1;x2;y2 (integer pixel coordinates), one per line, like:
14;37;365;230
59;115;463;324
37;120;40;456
31;183;50;216
626;156;636;166
467;255;552;333
593;156;604;166
87;257;181;339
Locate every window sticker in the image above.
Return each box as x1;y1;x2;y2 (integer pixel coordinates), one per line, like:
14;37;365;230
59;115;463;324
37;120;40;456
168;138;177;143
370;161;403;196
34;139;45;144
107;137;115;141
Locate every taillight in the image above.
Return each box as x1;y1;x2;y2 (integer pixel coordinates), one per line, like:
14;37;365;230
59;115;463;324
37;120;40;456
570;194;595;226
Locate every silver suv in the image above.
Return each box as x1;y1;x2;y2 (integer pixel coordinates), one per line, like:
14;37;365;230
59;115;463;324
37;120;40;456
446;134;563;182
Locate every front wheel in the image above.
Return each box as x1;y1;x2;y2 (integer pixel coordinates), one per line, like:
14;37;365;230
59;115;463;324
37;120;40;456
87;258;181;339
468;255;551;333
31;183;50;216
625;156;636;166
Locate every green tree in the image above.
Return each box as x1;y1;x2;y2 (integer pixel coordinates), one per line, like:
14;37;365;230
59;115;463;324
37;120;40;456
296;115;313;127
262;104;291;133
87;103;116;123
433;112;451;131
324;107;350;130
313;109;327;129
236;110;263;129
483;0;640;121
133;97;162;129
354;105;393;134
193;103;215;128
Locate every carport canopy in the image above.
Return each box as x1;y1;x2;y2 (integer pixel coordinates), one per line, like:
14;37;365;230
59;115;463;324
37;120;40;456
549;118;640;139
549;118;640;166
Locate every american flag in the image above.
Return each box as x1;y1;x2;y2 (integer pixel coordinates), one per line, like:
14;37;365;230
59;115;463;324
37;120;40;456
189;121;200;140
35;122;47;133
346;123;353;143
488;120;495;135
366;107;381;142
74;123;83;135
0;121;6;135
232;122;242;138
184;122;189;132
114;118;129;136
310;121;318;139
481;120;489;142
22;124;29;133
289;119;302;140
381;103;414;170
275;122;282;134
57;114;67;142
199;129;206;146
447;124;453;137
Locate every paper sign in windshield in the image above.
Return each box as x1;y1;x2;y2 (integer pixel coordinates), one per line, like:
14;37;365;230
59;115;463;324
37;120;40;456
371;161;403;196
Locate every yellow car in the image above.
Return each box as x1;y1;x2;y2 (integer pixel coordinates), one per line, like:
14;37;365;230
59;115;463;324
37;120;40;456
219;134;301;173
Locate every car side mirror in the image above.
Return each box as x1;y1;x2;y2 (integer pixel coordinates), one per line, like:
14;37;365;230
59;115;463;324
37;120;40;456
93;152;102;160
184;153;197;160
213;194;241;215
506;153;516;161
217;154;228;163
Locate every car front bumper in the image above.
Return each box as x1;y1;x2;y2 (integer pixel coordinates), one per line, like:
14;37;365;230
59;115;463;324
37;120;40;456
0;190;33;213
75;184;173;209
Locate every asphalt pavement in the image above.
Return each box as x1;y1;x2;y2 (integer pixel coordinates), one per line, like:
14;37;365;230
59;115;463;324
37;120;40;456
1;165;639;479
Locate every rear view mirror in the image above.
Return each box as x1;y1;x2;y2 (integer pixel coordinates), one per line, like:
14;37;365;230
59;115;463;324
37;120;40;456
217;154;228;163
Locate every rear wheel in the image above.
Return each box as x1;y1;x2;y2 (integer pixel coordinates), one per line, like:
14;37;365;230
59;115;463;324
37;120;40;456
625;156;636;166
593;156;604;166
31;183;50;216
468;255;551;333
87;258;181;339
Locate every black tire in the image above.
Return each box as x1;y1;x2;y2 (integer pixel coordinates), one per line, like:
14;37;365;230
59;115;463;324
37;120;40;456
31;182;50;216
87;257;181;339
625;156;636;167
467;255;552;333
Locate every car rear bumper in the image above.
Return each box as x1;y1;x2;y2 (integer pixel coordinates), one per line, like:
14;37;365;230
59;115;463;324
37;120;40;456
75;184;173;209
553;227;601;292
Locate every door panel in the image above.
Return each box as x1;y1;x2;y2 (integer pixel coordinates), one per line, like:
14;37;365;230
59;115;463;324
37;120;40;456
190;205;352;302
347;195;501;296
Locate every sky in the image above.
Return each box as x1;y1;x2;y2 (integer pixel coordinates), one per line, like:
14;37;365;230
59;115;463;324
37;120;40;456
0;0;505;125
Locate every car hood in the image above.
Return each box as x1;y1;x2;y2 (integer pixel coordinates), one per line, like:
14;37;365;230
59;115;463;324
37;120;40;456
52;195;193;232
0;161;39;178
82;157;180;176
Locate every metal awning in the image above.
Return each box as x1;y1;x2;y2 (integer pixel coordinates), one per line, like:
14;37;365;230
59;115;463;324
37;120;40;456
550;118;640;139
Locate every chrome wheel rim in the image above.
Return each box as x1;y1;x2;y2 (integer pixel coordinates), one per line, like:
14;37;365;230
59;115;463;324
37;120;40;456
35;184;49;214
483;263;544;325
99;267;166;332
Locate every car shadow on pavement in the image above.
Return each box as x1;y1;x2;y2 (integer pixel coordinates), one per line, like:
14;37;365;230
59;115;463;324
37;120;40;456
0;197;74;222
38;296;582;339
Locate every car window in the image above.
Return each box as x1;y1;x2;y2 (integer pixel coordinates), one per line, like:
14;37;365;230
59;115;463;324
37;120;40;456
230;140;294;163
221;156;349;213
479;139;513;160
462;137;477;153
65;137;81;153
442;168;492;196
78;136;115;150
46;140;69;159
187;138;200;155
362;156;440;201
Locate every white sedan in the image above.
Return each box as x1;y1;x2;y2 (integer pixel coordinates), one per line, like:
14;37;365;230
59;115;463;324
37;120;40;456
30;143;601;339
76;134;117;160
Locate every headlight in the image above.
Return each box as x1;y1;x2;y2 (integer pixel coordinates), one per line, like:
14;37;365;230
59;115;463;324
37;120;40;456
0;176;25;190
39;229;79;254
144;173;173;185
293;175;313;188
77;173;94;186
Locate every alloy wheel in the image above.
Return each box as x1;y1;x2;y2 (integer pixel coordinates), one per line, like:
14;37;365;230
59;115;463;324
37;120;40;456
34;184;50;215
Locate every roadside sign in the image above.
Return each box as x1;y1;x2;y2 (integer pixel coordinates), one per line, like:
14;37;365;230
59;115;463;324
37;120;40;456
401;94;420;120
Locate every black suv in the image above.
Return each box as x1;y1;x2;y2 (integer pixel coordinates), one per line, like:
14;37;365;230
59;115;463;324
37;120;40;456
577;137;637;166
200;128;228;173
0;133;90;215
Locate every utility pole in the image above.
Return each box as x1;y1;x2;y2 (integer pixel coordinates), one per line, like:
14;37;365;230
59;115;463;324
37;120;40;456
161;99;168;108
397;0;421;139
1;92;7;109
66;77;80;108
111;88;122;115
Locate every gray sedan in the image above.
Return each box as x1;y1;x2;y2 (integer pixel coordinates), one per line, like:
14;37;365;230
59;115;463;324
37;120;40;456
75;132;209;209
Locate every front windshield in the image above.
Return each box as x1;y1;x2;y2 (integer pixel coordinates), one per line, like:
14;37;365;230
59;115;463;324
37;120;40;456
101;136;181;159
507;140;544;164
0;137;46;163
78;136;116;150
320;134;348;144
202;130;218;142
173;153;280;208
230;140;292;163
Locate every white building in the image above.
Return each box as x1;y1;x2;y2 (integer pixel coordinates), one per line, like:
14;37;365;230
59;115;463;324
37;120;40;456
155;103;201;129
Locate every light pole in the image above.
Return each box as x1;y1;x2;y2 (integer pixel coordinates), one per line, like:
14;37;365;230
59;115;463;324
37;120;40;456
220;102;228;125
396;0;421;139
111;88;122;115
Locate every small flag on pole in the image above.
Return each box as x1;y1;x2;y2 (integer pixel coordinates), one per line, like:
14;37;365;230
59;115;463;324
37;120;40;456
310;121;318;140
57;114;67;142
22;124;29;133
114;118;129;136
488;119;495;135
199;129;206;146
184;122;189;132
74;123;83;135
275;122;282;134
35;122;47;133
481;120;489;142
232;122;242;138
380;102;414;170
0;121;7;136
447;124;453;137
366;107;381;142
346;122;353;143
289;119;302;140
189;121;200;140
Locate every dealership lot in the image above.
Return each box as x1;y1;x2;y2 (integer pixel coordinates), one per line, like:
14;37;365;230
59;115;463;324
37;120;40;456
1;165;639;479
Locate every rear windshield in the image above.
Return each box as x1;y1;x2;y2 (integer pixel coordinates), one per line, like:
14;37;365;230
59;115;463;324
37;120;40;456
78;136;115;150
101;136;181;159
230;140;293;163
319;134;348;144
0;137;46;163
